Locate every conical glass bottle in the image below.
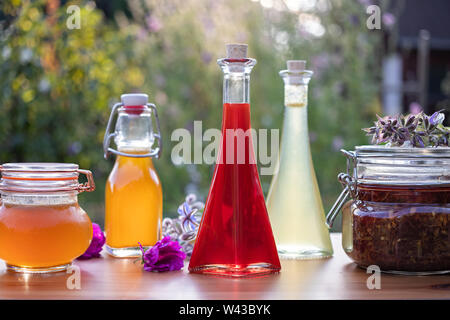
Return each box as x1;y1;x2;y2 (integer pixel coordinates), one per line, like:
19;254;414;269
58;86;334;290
266;60;333;259
189;44;281;277
103;93;163;257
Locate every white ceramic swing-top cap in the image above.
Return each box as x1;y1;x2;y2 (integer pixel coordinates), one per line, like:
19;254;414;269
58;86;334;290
287;60;306;71
121;93;148;106
226;43;248;59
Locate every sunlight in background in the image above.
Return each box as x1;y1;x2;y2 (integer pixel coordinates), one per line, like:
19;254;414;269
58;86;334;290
253;0;327;38
298;13;326;37
0;0;384;222
285;0;317;11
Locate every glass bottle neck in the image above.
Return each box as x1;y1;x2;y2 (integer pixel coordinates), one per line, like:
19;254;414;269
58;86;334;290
223;73;250;104
284;84;308;107
280;70;313;108
218;58;256;104
114;107;155;153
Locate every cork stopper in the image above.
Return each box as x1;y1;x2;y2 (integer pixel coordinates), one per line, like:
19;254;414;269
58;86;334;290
226;44;248;59
287;60;306;72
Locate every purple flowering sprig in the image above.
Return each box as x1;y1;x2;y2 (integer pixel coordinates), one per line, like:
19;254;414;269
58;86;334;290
139;236;186;272
162;194;204;257
363;110;450;147
77;223;105;260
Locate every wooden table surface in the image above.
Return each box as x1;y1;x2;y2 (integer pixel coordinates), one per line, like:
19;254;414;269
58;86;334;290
1;233;449;300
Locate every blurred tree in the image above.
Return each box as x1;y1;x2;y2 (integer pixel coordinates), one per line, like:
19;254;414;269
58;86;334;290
0;0;141;224
0;0;383;230
124;0;382;229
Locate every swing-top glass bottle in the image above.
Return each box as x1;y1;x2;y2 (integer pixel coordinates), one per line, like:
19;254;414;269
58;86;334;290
103;93;163;257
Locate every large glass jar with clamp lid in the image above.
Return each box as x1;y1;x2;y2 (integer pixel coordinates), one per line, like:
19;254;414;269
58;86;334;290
0;163;95;273
327;146;450;274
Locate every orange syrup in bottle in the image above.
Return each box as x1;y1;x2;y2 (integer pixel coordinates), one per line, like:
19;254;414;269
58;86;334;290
105;150;162;251
103;93;163;257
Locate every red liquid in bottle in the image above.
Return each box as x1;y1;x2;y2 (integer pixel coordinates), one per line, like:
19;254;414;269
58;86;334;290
189;103;281;277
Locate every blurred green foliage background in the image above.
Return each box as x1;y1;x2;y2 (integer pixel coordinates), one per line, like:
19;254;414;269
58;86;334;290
0;0;385;230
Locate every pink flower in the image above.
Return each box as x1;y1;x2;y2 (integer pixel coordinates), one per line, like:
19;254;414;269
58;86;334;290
382;12;396;28
311;53;330;71
409;102;423;115
332;136;344;151
139;236;186;272
146;15;162;33
78;223;105;259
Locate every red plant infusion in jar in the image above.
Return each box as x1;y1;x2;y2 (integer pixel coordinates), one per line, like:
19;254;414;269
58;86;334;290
347;184;450;272
328;146;450;274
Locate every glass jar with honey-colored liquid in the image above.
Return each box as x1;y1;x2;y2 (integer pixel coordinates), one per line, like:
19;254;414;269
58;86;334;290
103;93;163;257
0;163;95;273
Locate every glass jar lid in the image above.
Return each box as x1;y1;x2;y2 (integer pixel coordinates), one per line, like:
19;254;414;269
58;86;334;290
326;145;450;228
350;145;450;186
0;163;95;193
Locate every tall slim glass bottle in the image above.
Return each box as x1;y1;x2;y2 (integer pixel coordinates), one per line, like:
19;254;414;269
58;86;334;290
189;44;281;277
266;60;333;259
103;93;163;257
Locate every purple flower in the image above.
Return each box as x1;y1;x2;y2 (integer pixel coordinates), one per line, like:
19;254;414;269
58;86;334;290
146;15;162;33
332;136;344;151
68;141;82;155
161;194;204;258
409;102;423;115
78;223;105;259
413;134;425;147
177;202;199;231
136;27;148;41
382;13;396;28
349;15;360;26
311;53;330;71
429;111;445;126
201;51;212;64
363;110;449;147
139;236;186;272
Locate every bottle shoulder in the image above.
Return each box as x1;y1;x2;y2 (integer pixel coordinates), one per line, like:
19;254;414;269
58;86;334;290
106;157;161;185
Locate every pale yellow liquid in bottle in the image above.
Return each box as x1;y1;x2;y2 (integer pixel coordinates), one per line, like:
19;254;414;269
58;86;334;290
266;84;333;259
105;149;162;256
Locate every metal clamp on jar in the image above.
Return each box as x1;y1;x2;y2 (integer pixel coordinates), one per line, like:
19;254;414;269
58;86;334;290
327;146;450;275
